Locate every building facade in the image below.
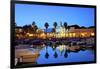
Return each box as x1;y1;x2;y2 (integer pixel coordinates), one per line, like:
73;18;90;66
15;25;95;39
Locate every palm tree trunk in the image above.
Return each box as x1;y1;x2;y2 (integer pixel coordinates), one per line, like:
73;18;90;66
65;29;66;38
68;28;69;38
46;28;48;52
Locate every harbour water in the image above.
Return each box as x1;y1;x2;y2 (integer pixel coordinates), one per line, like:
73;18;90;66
36;46;94;64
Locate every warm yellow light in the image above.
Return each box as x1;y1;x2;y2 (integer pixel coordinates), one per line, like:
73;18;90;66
26;33;33;37
16;34;19;37
81;33;85;37
26;33;29;35
73;33;75;37
65;33;68;37
40;33;45;38
69;33;72;37
29;34;33;37
19;29;22;32
91;33;94;36
61;33;65;37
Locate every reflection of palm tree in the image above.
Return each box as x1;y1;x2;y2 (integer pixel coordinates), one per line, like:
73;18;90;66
44;22;49;59
64;22;68;38
53;44;58;58
64;50;68;58
45;47;49;59
52;45;56;50
53;22;57;38
59;45;64;56
54;51;58;58
60;50;64;56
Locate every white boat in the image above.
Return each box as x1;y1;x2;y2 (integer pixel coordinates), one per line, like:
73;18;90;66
15;48;39;65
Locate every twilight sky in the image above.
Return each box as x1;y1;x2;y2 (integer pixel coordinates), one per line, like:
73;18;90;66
15;4;95;29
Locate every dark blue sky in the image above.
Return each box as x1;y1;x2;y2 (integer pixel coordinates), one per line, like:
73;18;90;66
15;4;95;29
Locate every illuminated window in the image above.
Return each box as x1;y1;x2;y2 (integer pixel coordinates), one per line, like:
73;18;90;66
41;33;45;37
29;34;33;37
81;33;85;37
26;33;33;37
26;33;29;35
72;33;75;37
91;33;94;36
19;29;22;32
65;33;68;37
69;33;72;37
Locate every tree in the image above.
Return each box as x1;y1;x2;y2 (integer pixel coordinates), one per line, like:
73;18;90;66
44;22;49;29
44;22;49;39
53;22;57;31
80;26;86;29
31;21;38;33
53;22;57;38
88;26;94;29
64;22;68;38
32;21;35;26
23;24;31;33
70;24;80;29
34;25;38;32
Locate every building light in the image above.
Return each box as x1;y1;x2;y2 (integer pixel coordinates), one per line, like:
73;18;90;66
61;33;65;37
19;29;22;32
16;34;19;37
81;33;85;37
40;33;46;39
26;33;33;37
26;33;29;35
73;33;76;37
91;33;94;36
69;33;72;37
29;34;33;37
65;33;68;37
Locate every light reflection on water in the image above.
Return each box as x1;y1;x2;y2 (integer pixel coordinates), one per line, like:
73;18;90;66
36;46;94;64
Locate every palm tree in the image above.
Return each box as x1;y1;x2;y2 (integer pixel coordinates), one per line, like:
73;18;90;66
34;25;38;38
53;22;57;38
32;21;35;26
64;22;68;38
44;22;49;59
32;21;38;33
44;22;49;39
34;25;38;31
31;21;39;38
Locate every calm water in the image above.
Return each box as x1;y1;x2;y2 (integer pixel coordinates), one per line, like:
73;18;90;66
36;46;94;64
